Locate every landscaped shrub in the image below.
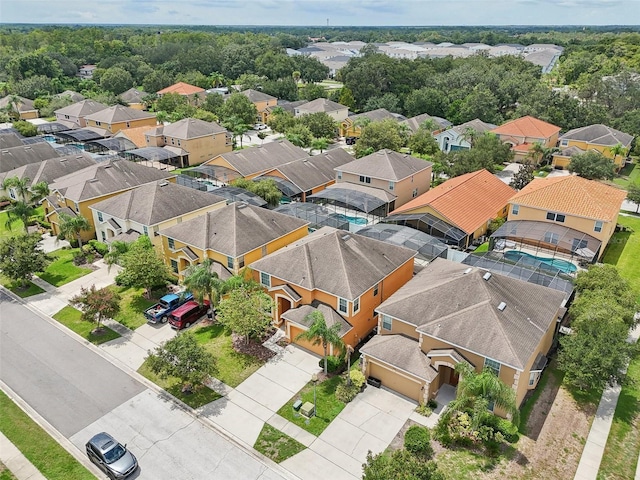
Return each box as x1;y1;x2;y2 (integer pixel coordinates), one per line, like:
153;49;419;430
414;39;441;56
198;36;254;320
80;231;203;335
88;240;109;256
320;355;345;373
404;425;434;459
415;404;432;417
335;380;360;403
349;369;366;389
427;398;438;410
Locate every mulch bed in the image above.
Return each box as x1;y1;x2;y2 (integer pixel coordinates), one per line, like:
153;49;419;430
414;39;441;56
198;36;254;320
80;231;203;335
232;333;276;362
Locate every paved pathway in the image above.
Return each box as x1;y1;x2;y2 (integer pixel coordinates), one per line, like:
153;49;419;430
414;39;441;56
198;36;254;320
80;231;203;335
574;323;640;480
0;433;46;480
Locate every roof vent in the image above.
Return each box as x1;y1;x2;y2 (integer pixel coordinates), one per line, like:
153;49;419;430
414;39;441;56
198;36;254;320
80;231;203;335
89;178;99;183
342;234;351;241
237;202;248;209
463;267;473;275
159;181;169;187
483;272;492;281
497;302;507;311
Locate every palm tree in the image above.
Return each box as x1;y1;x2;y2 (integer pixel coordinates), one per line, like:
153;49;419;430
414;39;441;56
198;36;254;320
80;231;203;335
345;344;355;386
609;142;627;166
30;181;50;204
104;240;131;271
526;142;545;166
296;310;345;375
5;201;34;234
183;259;226;317
419;118;440;134
223;116;251;148
460;127;479;148
2;176;31;202
541;146;560;167
310;137;329;154
58;212;91;248
7;95;22;121
209;72;225;88
292;71;301;84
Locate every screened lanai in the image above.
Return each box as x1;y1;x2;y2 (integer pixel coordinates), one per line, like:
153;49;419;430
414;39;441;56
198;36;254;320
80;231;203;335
254;175;302;199
307;184;392;222
84;137;137;153
382;212;468;248
181;164;242;186
356;224;449;261
37;122;70;134
274;202;349;230
123;146;181;167
210;186;267;207
55;128;108;143
490;220;601;263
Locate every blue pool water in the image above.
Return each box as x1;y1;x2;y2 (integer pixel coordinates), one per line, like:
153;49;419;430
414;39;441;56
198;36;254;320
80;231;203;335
70;143;85;151
335;214;368;225
504;250;577;274
43;135;56;142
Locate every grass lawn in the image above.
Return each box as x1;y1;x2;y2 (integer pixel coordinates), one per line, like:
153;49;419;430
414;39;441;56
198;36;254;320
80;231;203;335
0;207;44;241
598;350;640;480
137;360;222;409
0;390;94;480
602;214;640;296
52;306;120;345
277;376;345;436
192;324;264;387
437;448;506;480
111;285;157;330
473;242;489;253
38;248;92;287
0;275;44;298
0;462;17;480
253;424;306;463
612;162;639;189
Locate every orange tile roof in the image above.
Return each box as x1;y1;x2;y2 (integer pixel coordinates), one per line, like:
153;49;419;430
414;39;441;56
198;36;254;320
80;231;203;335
392;169;515;234
157;82;205;96
513;142;533;152
509;175;627;222
116;125;154;148
491;115;561;139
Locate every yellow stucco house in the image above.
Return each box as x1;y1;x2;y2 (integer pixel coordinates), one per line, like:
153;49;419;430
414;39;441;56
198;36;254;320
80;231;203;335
552;124;634;170
158;203;309;280
360;258;567;415
339;108;404;138
0;95;39;120
497;175;627;263
240;89;278;123
54;100;109;130
43;159;175;243
249;226;416;355
490;115;561;163
84;105;157;135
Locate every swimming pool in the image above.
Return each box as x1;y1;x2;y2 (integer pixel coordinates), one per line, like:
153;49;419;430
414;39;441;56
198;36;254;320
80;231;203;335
43;135;56;142
504;250;577;274
335;213;368;225
69;143;85;151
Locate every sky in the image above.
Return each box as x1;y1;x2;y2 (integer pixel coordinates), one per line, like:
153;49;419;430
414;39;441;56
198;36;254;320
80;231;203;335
1;0;639;26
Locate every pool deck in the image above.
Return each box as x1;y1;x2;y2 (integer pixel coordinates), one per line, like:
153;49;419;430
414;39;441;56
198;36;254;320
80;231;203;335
496;244;583;274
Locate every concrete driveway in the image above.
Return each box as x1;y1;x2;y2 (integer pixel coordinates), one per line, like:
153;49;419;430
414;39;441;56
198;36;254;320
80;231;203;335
100;321;177;370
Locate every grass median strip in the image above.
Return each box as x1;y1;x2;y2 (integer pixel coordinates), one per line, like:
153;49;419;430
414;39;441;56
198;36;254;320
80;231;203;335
52;305;120;345
0;275;45;298
253;424;306;463
0;390;94;480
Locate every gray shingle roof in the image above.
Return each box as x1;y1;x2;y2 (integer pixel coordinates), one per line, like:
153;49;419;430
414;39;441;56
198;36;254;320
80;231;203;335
240;89;277;103
0;142;60;173
560;124;633;147
159;202;309;257
55;90;85;103
250;226;415;300
556;145;585;157
451;118;497;135
0;153;96;187
351;108;406;123
54;100;108;118
90;180;226;226
49;158;174;202
119;88;145;104
211;139;308;177
84;105;156;124
376;258;566;370
338;149;432;182
0;95;37;113
402;113;452;133
360;334;438;381
281;302;352;337
296;98;347;114
160;118;226;139
0;133;24;149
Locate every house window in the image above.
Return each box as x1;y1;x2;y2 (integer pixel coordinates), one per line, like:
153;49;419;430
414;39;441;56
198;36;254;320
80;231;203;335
388;181;394;191
412;188;418;198
359;175;371;184
560;139;568;146
97;212;103;222
381;314;392;330
101;231;106;242
170;259;178;274
572;238;588;251
512;204;519;215
64;114;69;120
338;297;348;315
529;371;540;386
260;272;271;287
171;138;175;145
145;135;150;144
373;283;379;296
126;122;130;128
544;231;559;245
177;140;181;146
227;256;234;269
143;226;148;236
337;171;342;180
167;237;175;250
546;212;565;223
594;221;603;233
484;358;501;376
353;297;360;314
238;255;245;268
95;121;101;126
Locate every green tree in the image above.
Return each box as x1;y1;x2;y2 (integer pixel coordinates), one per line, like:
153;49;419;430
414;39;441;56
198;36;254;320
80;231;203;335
13;120;38;137
183;259;226;315
202;93;225;114
30;181;50;204
509;164;535;190
222;115;252;148
300;83;326;101
526;142;545;166
142;70;174;94
354;119;406;158
338;87;356;110
57;212;91;249
219;92;257;126
364;93;402;114
569;151;616;180
609;142;628;165
252;179;283;206
266;108;296;133
627;181;640;213
104;240;131;271
0;233;50;288
70;284;121;331
285;124;313;148
5;201;35;234
100;66;134;95
458;87;501;125
116;235;170;299
363;449;444;480
216;285;274;344
295;310;345;375
156;92;189;114
310;137;330;154
299;112;337;139
147;332;217;393
408;128;439;156
2;176;31;202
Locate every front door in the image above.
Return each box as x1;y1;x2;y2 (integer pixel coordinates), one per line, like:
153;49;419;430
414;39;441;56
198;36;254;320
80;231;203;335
450;369;459;386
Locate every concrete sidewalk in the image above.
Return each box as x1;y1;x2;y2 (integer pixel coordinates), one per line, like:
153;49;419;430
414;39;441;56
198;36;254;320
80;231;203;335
0;433;46;480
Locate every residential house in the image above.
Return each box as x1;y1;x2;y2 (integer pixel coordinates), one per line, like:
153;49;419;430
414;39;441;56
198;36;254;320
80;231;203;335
401;113;452;134
501;175;627;261
254;148;354;202
387;169;515;248
249;226;416;353
142;118;232;167
114;125;152;149
553;124;634;170
490;116;561;163
119;88;146;110
203;139;308;182
157;82;206;105
0;142;61;174
159;202;309;279
55;90;85;103
294;98;349;123
84;105;157;135
239;89;278;123
43;159;174;242
90;180;226;246
54;100;109;130
360;258;566;414
0;132;24;149
434;119;497;152
0;96;39;120
77;65;97;79
340;109;406;138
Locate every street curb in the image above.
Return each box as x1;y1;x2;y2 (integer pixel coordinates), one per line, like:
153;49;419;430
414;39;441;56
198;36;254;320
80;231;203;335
0;285;300;480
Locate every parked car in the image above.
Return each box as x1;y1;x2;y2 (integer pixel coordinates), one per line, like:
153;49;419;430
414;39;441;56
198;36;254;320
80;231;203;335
144;291;193;324
254;123;268;130
168;299;210;330
86;432;138;479
345;136;357;145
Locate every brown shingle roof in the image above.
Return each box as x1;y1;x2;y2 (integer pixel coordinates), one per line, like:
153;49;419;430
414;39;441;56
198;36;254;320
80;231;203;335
161;118;226;139
157;82;205;96
281;303;353;337
296;98;347;114
491;115;561;139
509;175;627;222
392;169;515;234
377;258;566;370
250;226;415;300
240;89;277;103
114;126;152;148
54;100;108;118
0;95;37;113
84;105;155;124
209;139;308;177
338;149;432;182
360;335;438;382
